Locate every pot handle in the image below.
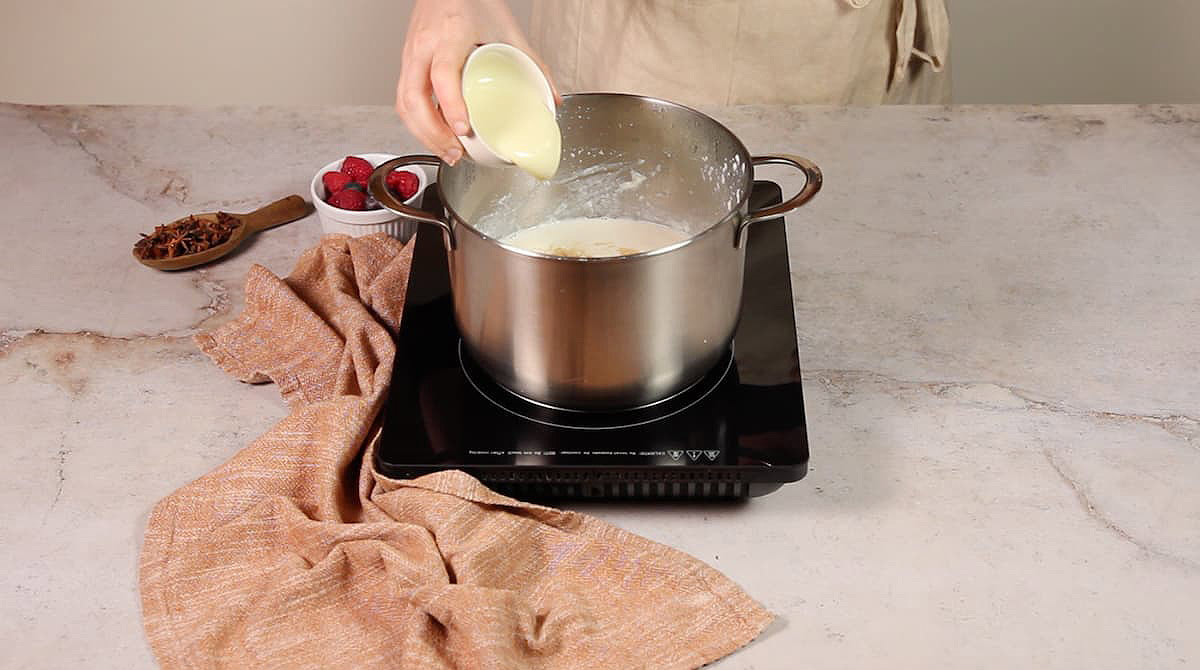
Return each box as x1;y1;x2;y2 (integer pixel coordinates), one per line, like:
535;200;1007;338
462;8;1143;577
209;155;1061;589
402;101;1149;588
368;155;457;249
735;154;823;248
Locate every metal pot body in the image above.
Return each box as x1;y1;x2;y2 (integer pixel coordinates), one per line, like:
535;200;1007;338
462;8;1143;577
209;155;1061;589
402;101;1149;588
449;200;743;409
371;94;821;409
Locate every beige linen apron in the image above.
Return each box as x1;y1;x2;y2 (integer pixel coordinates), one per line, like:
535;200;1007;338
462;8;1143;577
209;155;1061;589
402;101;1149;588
529;0;950;105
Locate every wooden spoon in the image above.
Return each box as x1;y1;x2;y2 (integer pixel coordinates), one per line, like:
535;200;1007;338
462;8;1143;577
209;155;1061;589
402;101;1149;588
133;195;312;271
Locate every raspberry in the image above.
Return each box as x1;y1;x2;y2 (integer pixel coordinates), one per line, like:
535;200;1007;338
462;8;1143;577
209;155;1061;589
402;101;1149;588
328;188;367;210
339;156;373;184
386;169;420;200
322;171;353;197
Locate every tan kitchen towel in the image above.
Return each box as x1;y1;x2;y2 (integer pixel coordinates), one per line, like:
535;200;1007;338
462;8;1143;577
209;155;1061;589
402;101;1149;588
139;232;772;669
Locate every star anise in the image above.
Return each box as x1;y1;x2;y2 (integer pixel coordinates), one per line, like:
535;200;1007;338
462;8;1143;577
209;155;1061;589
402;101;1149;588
132;212;241;260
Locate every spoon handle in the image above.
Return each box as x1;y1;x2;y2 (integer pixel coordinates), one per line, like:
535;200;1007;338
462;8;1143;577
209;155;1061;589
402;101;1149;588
240;195;312;233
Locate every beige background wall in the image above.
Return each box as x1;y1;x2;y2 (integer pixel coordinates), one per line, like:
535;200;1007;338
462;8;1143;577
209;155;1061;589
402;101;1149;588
950;0;1200;104
1;0;1197;106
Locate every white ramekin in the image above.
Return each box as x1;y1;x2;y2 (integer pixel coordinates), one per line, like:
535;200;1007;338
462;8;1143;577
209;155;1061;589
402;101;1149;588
310;153;429;241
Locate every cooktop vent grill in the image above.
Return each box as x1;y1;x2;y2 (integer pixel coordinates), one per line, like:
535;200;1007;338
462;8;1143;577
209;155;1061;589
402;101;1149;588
485;472;749;500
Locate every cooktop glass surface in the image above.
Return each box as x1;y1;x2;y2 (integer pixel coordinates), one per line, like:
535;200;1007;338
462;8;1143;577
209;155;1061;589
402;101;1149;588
374;182;809;498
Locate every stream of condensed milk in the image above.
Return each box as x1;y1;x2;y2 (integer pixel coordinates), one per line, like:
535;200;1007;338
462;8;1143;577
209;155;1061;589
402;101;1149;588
502;217;689;257
463;49;561;180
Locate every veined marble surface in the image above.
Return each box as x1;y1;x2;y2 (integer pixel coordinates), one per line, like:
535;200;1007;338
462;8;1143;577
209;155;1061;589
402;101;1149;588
1;103;1197;669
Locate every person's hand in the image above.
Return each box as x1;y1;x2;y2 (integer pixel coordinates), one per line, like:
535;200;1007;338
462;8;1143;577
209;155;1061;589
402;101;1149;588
397;0;558;165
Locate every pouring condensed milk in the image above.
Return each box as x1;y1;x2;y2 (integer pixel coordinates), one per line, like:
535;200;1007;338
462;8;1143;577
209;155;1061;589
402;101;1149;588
459;43;561;180
460;43;690;259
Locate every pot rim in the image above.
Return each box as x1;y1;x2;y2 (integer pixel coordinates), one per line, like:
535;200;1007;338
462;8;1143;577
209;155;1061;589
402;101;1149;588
435;92;755;263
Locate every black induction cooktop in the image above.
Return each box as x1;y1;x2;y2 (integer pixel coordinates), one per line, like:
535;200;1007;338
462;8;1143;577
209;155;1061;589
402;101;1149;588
374;182;809;499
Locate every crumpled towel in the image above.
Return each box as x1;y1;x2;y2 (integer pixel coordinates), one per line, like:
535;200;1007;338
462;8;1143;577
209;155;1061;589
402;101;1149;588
139;232;772;669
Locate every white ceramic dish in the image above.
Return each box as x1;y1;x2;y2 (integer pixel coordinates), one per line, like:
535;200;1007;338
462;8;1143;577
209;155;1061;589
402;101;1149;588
310;153;428;241
458;43;556;168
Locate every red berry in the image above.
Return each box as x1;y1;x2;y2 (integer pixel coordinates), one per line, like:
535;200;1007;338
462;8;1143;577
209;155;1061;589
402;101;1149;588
386;169;420;200
328;188;367;211
322;171;353;196
339;155;373;184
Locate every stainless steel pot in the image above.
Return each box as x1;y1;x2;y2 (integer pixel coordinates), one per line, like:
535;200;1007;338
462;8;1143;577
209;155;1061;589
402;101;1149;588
370;93;821;410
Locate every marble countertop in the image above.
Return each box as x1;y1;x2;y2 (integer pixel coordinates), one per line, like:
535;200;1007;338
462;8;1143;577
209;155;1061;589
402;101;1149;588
1;102;1197;668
